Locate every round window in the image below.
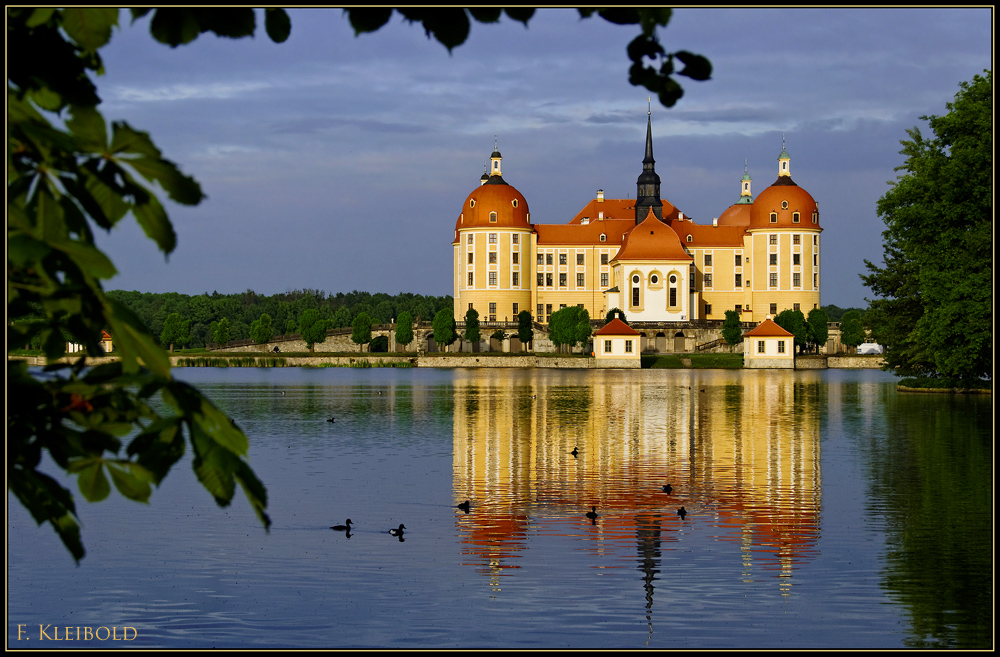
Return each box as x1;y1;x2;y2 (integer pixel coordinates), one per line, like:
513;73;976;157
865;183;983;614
669;275;677;284
650;275;658;284
632;275;640;284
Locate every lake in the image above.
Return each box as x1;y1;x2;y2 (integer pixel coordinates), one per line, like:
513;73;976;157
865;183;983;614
7;367;992;649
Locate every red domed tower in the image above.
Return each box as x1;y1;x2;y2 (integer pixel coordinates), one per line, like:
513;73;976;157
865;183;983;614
453;147;534;323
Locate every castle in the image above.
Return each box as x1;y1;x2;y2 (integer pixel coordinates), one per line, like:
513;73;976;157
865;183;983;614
452;113;821;332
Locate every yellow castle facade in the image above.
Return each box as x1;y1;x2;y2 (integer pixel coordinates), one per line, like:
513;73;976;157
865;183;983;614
452;114;822;326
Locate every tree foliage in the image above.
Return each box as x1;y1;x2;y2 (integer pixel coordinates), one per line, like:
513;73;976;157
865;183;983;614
160;312;190;352
839;310;866;349
7;8;288;562
395;310;414;350
299;309;329;352
464;308;481;346
7;7;714;562
861;72;992;382
774;309;808;353
249;313;274;345
549;306;592;351
806;308;829;353
517;310;534;347
433;309;458;350
721;310;742;345
351;312;373;351
606;308;628;324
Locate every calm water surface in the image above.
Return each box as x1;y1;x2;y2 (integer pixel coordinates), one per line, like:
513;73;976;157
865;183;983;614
7;367;992;649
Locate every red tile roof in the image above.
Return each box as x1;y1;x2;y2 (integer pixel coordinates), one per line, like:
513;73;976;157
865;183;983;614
743;318;794;338
612;210;693;262
595;318;640;336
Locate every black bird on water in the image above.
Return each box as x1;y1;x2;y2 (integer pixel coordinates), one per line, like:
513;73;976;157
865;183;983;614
327;417;336;423
330;519;353;531
571;446;579;458
389;524;406;537
677;507;687;520
585;506;599;522
456;500;471;513
661;484;673;494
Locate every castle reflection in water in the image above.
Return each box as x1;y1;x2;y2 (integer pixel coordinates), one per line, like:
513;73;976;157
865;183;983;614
450;369;821;588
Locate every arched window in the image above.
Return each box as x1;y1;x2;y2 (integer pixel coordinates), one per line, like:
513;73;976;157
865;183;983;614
668;274;677;307
489;211;497;223
631;274;640;308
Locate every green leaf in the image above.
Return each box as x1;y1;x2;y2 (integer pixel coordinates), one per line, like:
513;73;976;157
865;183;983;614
65;105;109;151
503;8;535;25
71;458;112;502
345;8;393;35
105;297;172;377
60;8;120;52
50;239;118;280
124;156;205;205
110;122;162;158
264;8;291;43
131;193;177;254
106;460;154;502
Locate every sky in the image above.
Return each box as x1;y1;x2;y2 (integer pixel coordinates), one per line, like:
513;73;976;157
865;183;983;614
91;8;993;308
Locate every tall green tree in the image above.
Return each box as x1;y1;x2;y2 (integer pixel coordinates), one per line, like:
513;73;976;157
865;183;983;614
211;317;232;346
299;309;329;352
464;308;481;348
395;310;414;351
862;72;992;382
249;313;274;345
351;312;373;352
160;312;190;352
432;308;458;351
606;308;628;324
517;310;534;348
806;308;829;354
839;310;866;351
774;309;808;353
550;306;591;351
721;309;743;346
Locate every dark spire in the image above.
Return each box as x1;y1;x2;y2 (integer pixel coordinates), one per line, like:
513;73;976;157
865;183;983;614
635;105;663;224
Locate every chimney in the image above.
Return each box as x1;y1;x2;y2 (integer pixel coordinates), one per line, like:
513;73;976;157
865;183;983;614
596;189;604;202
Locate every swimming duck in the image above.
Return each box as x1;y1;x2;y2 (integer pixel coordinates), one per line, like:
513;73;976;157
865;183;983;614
327;417;336;423
456;500;471;513
571;446;579;457
585;506;599;521
389;524;406;537
661;484;673;494
330;519;353;531
677;507;687;520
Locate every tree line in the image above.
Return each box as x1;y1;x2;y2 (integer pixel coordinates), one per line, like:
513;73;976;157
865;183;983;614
106;288;453;350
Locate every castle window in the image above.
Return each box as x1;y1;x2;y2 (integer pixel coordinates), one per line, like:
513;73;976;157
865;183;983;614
793;253;800;266
794;303;800;311
705;254;712;267
468;273;473;286
537;273;543;286
489;272;497;286
778;340;786;354
512;234;518;244
546;274;553;287
770;212;777;223
489;211;497;223
769;234;778;245
537;254;544;265
537;304;543;322
512;303;518;315
793;273;801;287
686;235;693;243
468;253;473;264
705;304;712;315
512;252;519;264
793;235;800;245
559;273;567;287
650;274;659;285
814;274;818;287
512;272;519;286
576;273;585;287
601;273;609;287
489;233;497;243
704;274;713;288
625;340;633;353
781;201;788;209
577;253;584;265
489;252;497;264
546;254;553;265
792;212;800;223
812;212;818;224
604;340;612;353
770;254;777;266
467;234;473;244
735;274;742;287
600;234;606;242
470;199;475;208
770;303;777;314
758;340;766;354
601;254;608;265
735;254;742;267
559;253;567;265
769;273;777;287
511;199;518;208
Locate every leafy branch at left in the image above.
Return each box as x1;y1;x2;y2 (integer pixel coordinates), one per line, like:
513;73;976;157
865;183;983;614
7;8;285;562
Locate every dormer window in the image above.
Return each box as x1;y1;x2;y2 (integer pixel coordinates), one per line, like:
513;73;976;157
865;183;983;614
792;212;800;223
470;199;476;208
489;211;497;223
686;235;693;243
781;201;788;209
600;234;606;242
511;199;518;208
770;212;777;223
812;212;818;224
